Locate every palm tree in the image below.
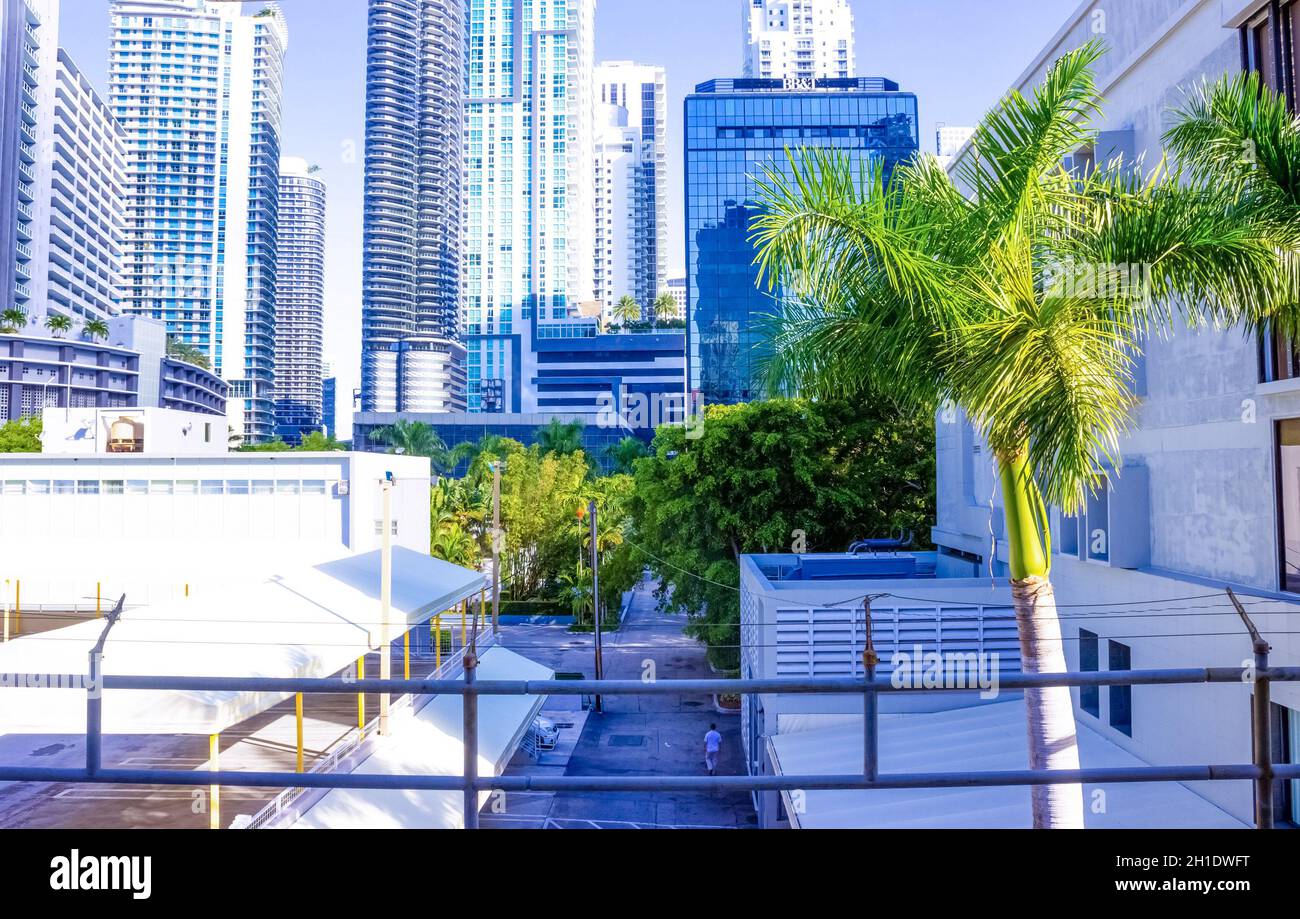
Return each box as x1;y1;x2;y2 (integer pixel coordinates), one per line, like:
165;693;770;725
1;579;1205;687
751;40;1297;828
372;419;464;473
44;314;73;338
612;294;642;327
535;418;585;456
82;318;110;341
1164;70;1300;284
166;337;211;370
432;525;479;569
0;307;29;334
652;291;678;329
606;435;649;473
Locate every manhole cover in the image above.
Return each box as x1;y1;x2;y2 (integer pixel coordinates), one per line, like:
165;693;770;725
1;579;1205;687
609;735;647;747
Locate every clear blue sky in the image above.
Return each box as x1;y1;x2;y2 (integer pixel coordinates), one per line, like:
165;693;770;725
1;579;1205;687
61;0;1079;436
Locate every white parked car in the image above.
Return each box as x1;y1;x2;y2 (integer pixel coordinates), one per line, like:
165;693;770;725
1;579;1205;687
533;717;560;751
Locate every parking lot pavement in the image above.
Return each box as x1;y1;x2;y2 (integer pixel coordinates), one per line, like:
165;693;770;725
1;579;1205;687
489;578;757;829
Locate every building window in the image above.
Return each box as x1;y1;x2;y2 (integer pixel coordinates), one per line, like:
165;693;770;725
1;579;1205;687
1276;419;1300;591
374;520;398;536
1079;629;1100;718
1108;640;1133;737
1272;703;1300;825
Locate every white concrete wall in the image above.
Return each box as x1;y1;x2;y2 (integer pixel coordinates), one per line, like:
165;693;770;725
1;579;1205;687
40;407;228;455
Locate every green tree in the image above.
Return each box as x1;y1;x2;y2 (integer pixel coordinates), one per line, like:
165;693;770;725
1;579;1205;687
238;437;291;452
371;419;461;473
749;41;1296;827
44;314;73;338
605;435;649;474
652;291;678;328
166;337;211;370
0;415;42;452
296;430;347;451
1;307;29;334
612;294;642;326
534;418;585;457
498;446;591;598
82;318;110;341
629;398;934;670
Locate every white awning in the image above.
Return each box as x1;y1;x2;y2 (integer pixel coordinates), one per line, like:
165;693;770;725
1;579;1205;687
285;646;552;830
767;700;1247;829
0;547;487;735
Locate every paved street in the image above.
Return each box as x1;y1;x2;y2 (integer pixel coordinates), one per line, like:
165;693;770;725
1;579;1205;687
484;577;756;829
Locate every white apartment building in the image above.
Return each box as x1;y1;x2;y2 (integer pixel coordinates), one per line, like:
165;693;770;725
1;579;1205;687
3;1;126;329
936;0;1300;826
593;61;668;318
109;0;288;443
463;0;596;413
934;123;974;169
742;0;856;81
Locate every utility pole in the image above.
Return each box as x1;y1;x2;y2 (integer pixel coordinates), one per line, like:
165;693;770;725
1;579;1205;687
378;472;393;736
589;498;603;713
491;460;502;635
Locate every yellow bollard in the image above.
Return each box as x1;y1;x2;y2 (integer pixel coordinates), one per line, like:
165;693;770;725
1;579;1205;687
357;655;365;737
209;733;220;830
14;579;19;637
403;631;410;681
461;599;467;647
295;693;304;773
96;581;101;619
185;582;189;598
435;615;442;669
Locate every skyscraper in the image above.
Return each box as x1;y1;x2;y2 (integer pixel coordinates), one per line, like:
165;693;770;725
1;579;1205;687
742;0;856;81
360;0;467;414
464;0;596;413
684;77;917;403
109;0;288;443
0;0;44;321
274;157;326;444
593;61;668;321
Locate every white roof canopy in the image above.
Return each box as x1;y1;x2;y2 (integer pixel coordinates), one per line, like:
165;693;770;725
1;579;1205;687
0;547;487;735
768;701;1247;829
285;646;552;830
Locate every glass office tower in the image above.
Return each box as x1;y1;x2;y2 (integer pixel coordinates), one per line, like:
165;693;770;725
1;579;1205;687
683;76;917;403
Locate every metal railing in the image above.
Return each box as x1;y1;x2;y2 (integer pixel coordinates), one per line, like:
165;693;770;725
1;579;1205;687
1;656;1298;829
243;630;496;830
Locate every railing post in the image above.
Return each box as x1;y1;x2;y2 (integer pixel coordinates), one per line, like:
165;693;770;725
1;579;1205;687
1228;588;1275;830
1252;640;1273;830
86;647;102;775
463;650;479;829
862;597;880;782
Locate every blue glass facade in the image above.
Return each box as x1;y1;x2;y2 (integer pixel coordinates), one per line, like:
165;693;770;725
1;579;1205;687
684;77;918;403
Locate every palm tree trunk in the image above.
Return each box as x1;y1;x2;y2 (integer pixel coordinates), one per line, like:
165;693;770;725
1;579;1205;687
998;447;1084;829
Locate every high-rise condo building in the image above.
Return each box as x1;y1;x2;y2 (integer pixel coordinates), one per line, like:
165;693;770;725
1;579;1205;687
742;0;856;81
464;0;596;413
684;76;917;403
274;157;326;443
593;61;667;322
3;0;125;329
360;0;467;414
109;0;288;443
0;0;44;322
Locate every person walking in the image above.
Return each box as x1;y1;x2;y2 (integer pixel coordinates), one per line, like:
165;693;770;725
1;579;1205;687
704;723;722;776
